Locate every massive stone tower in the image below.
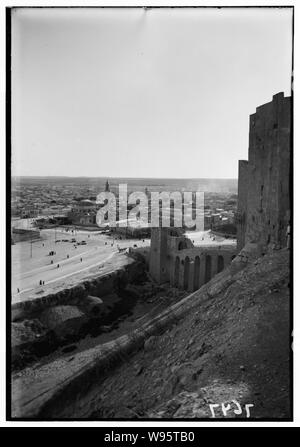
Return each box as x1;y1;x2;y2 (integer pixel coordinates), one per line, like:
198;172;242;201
149;228;169;283
236;92;291;252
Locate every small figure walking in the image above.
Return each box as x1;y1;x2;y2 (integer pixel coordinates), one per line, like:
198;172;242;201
80;257;82;262
57;264;60;268
17;288;20;293
286;223;291;249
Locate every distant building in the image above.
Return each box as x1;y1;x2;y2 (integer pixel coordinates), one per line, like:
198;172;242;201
236;92;291;251
204;214;212;229
68;199;97;226
20;206;39;218
211;213;222;226
12;228;40;243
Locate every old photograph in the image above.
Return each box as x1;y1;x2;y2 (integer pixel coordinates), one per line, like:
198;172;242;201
8;6;293;420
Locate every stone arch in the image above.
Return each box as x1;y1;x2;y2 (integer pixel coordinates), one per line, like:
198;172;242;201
193;256;200;291
217;255;224;273
178;240;188;250
174;256;180;287
205;255;212;283
183;256;190;290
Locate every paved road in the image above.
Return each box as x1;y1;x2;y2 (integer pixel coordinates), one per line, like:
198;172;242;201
11;228;234;304
185;229;236;247
12;227;150;303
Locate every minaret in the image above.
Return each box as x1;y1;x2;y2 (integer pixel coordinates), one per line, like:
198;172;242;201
105;180;110;192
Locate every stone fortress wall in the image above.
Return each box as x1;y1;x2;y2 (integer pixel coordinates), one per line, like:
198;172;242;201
149;92;291;291
236;92;291;252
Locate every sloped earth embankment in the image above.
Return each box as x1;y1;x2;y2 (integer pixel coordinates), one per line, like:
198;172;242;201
89;249;291;419
12;249;291;419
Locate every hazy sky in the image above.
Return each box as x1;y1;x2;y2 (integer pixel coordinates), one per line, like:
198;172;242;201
11;7;293;178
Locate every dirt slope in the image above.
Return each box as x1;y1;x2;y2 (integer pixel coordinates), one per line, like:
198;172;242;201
90;249;291;419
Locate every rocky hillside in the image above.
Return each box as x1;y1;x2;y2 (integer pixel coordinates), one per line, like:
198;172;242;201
12;246;291;419
90;248;291;419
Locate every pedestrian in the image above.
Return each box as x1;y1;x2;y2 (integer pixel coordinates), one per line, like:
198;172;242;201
39;280;42;286
51;260;53;264
67;254;69;259
43;281;45;285
57;264;60;268
286;222;290;249
80;257;82;262
17;288;19;293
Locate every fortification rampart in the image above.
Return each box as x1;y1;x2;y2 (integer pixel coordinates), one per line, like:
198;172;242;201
237;92;291;252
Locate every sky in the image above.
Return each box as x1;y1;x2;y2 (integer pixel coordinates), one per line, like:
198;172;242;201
11;7;293;179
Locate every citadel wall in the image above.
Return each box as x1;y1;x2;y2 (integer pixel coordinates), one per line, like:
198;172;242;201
237;92;291;251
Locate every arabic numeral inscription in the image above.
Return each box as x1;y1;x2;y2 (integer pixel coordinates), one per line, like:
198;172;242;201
209;401;254;418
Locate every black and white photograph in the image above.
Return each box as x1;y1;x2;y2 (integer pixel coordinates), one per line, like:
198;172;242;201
7;5;293;422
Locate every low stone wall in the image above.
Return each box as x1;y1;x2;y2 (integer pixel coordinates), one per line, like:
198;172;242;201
11;260;145;322
210;230;237;239
12;252;251;418
12;229;41;243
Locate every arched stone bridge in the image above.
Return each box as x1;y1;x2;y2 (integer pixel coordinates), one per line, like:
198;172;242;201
170;247;236;292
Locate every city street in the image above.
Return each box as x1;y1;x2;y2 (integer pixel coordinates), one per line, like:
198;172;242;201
12;227;150;303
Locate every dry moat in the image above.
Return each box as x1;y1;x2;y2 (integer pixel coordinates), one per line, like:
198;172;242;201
12;258;188;372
